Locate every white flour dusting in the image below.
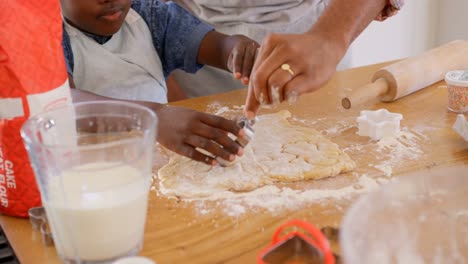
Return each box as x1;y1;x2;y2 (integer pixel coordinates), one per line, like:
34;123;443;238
373;128;425;176
323;121;356;136
154;174;386;217
344;126;427;177
154;105;430;217
372;164;393;177
207;103;243;117
217;175;383;216
377;129;420;150
290;116;326;126
412;125;437;135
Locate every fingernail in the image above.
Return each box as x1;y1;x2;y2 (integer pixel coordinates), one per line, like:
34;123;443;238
238;128;246;137
271;86;280;106
243;77;249;83
237;147;244;156
235;72;241;79
229;154;235;161
211;159;218;166
287;91;299;105
259;93;266;105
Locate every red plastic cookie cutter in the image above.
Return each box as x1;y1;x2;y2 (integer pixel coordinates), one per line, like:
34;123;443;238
257;220;335;264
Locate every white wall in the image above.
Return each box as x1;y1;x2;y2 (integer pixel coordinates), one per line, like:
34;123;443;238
437;0;468;45
348;0;466;68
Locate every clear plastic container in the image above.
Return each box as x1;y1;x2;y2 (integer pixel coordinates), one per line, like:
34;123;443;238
22;101;157;264
445;70;468;113
341;166;468;264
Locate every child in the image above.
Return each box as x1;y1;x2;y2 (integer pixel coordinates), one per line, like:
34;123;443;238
61;0;259;165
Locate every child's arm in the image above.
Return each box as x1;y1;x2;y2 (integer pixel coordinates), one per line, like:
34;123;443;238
132;2;259;85
198;32;259;85
166;74;187;102
70;82;244;166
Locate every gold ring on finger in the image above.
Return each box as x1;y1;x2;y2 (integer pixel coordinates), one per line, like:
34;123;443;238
281;64;294;77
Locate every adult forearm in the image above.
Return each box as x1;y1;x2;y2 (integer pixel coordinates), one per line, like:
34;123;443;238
308;0;387;58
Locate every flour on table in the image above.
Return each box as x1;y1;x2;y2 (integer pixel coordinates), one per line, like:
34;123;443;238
323;120;356;136
158;110;356;198
216;174;383;216
207;103;243;116
371;164;393;177
377;129;424;159
364;128;425;177
152;174;386;217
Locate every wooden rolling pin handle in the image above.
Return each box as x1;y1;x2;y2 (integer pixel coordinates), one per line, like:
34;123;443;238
341;78;389;109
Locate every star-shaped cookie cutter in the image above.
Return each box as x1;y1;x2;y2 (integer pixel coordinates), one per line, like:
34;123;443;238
453;114;468;141
357;109;403;140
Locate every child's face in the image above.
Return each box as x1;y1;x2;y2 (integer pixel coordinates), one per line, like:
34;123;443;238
61;0;131;36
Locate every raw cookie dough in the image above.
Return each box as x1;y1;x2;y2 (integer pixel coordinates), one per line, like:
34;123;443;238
158;111;356;198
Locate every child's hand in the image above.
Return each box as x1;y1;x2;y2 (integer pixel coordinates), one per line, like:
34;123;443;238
70;89;243;165
225;35;260;85
157;105;244;165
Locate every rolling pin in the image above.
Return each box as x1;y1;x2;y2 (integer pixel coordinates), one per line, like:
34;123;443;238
342;40;468;109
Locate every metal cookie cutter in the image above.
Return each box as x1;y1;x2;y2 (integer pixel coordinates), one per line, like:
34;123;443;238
234;116;256;148
216;116;256;167
257;220;335;264
29;207;54;246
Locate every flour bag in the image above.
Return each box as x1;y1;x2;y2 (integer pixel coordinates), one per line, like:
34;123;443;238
0;1;71;217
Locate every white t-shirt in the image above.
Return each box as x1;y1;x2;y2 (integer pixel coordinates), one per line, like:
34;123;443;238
173;0;328;42
171;0;352;98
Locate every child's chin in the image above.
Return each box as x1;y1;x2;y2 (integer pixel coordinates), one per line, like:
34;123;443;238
95;24;123;37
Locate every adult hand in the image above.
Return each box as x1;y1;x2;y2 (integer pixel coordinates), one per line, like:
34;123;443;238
244;31;346;118
156;105;245;165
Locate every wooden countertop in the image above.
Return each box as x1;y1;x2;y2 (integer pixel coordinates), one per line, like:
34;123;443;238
1;61;466;264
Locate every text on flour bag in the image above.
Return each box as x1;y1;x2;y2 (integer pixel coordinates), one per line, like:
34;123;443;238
0;1;72;217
